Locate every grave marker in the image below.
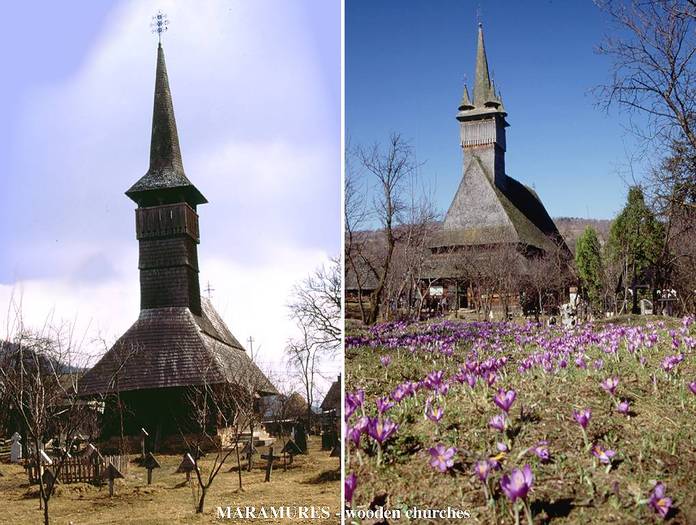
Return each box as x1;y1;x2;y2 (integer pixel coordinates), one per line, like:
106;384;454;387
261;446;274;482
176;452;197;482
102;462;124;497
140;428;149;460
10;433;22;463
143;452;161;485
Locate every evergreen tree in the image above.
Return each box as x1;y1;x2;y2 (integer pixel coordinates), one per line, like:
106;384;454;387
607;187;664;313
575;227;604;313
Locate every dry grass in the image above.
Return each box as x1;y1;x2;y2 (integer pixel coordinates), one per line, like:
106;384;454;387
0;436;340;524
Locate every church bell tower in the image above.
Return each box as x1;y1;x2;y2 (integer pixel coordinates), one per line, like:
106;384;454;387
125;43;207;316
457;23;509;190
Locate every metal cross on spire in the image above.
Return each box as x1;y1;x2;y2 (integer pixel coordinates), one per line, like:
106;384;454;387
204;281;215;299
150;10;169;43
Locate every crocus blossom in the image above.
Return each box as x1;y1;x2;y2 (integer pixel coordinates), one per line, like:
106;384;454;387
380;355;392;367
573;408;591;429
367;417;398;444
493;389;517;413
489;414;506;432
474;459;492;482
591;444;616;465
345;473;357;504
617;400;630;415
600;377;619;395
429;444;456;472
648;482;672;520
500;464;534;502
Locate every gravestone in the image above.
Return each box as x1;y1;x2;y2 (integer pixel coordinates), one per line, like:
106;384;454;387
321;431;337;451
176;452;197;482
292;423;307;454
143;452;161;485
10;433;22;463
330;442;341;458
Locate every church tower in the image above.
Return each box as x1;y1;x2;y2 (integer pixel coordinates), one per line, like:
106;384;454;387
125;43;207;316
456;23;508;190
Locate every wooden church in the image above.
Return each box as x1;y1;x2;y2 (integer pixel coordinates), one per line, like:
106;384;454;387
79;42;277;442
425;24;570;309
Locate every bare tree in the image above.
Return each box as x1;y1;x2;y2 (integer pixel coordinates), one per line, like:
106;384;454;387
177;355;270;513
0;305;104;525
287;257;341;353
353;134;420;324
285;316;323;437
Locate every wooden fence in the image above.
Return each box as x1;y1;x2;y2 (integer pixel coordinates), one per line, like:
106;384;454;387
0;438;10;460
26;454;129;485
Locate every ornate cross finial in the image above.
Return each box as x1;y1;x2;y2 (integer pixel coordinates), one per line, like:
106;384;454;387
204;281;215;299
151;10;169;44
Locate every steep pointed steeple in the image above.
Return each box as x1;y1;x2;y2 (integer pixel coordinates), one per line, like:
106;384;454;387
458;85;475;111
473;23;493;106
126;43;207;207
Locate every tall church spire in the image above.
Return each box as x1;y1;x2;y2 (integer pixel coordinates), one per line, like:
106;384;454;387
126;43;207;207
473;23;493;106
148;43;184;182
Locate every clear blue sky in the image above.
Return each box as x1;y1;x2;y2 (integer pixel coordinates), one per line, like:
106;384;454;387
347;0;641;220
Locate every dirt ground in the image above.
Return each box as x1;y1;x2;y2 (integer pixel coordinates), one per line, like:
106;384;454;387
0;436;340;525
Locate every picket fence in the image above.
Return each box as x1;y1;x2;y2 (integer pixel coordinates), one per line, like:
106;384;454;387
26;454;129;485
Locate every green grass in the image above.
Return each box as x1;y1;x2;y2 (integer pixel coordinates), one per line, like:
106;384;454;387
345;319;696;524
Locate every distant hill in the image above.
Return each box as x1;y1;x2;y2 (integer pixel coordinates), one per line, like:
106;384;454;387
554;217;613;254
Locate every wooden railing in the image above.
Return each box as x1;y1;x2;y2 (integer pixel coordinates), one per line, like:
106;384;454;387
25;454;129;485
136;203;199;241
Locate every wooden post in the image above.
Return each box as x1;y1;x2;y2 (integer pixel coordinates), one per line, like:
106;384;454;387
143;452;161;485
264;447;274;482
140;428;149;461
102;463;124;498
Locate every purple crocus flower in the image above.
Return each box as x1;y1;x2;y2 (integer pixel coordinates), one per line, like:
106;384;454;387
573;408;591;429
346;425;362;446
425;404;445;423
591;444;616;465
376;396;394;414
345;389;365;419
601;377;619;395
474;459;492;482
493;389;517;413
500;464;534;502
689;381;696;395
532;441;550;463
380;354;392;367
429;444;456;472
367;417;398;444
648;482;672;519
345;473;357;504
489;414;506;432
617;400;630;415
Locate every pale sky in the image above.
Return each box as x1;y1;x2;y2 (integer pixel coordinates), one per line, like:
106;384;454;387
0;1;341;394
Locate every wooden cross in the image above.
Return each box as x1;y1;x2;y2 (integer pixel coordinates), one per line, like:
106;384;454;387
102;462;124;497
143;452;161;485
140;428;149;461
281;439;302;466
176;452;197;482
260;446;275;482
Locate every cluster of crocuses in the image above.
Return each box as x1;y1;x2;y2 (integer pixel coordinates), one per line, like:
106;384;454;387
345;316;693;517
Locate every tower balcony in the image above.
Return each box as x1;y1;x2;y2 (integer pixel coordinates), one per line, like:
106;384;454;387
136;202;200;242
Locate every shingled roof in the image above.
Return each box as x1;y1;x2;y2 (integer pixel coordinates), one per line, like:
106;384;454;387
79;298;276;396
126;43;207;207
320;377;341;412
